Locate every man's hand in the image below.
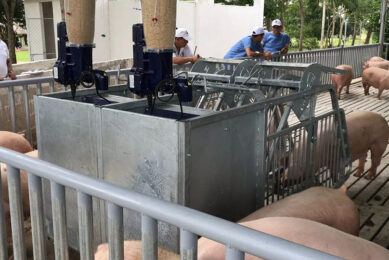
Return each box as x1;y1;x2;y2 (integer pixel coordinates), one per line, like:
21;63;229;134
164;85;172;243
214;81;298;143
280;47;288;55
263;51;272;60
191;54;201;64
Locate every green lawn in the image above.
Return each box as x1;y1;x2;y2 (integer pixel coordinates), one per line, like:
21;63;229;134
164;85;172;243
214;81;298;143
16;50;30;62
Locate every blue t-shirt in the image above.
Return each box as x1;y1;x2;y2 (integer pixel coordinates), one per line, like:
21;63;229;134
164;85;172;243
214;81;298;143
262;32;291;54
224;36;264;59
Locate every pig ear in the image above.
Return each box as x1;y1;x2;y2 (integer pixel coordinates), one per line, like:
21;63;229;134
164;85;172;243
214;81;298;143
19;132;26;138
338;184;347;193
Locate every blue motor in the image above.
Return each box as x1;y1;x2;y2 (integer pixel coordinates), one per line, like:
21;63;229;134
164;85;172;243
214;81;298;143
53;22;108;99
129;24;192;110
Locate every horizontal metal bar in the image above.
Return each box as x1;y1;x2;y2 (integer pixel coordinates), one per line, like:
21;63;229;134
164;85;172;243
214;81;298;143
0;148;340;260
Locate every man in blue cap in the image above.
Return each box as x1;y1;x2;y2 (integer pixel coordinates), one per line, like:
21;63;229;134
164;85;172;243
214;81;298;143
262;19;290;56
224;26;271;59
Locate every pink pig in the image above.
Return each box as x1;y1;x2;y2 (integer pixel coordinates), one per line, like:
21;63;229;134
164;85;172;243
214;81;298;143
331;65;353;99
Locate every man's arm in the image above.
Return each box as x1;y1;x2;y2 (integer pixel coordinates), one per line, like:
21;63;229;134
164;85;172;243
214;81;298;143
173;55;200;65
280;44;289;54
7;59;16;80
245;48;269;59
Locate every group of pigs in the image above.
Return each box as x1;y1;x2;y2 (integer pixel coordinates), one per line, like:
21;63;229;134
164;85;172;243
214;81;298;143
332;56;389;100
1;109;389;258
94;187;389;259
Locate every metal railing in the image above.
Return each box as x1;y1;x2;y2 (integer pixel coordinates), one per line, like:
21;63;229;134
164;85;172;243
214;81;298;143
0;68;132;145
0;147;340;259
277;44;380;78
0;44;383;146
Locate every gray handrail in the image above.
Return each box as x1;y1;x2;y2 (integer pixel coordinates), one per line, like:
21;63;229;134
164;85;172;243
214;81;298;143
0;147;341;259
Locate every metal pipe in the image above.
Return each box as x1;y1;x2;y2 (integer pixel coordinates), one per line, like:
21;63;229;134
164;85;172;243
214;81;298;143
78;191;94;260
28;173;47;260
7;165;26;260
0;164;8;260
379;0;388;56
50;181;69;259
22;85;32;144
108;202;123;260
0;148;341;260
142;214;157;260
180;229;197;260
7;86;16;132
226;247;244;260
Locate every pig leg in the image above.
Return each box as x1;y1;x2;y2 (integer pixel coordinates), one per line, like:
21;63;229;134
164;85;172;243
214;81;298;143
377;87;384;100
337;85;343;99
353;152;367;177
363;82;370;95
365;143;386;180
346;83;350;94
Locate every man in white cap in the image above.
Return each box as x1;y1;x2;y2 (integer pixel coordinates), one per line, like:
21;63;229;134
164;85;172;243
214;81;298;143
0;37;16;80
173;28;201;65
224;26;271;60
262;19;290;56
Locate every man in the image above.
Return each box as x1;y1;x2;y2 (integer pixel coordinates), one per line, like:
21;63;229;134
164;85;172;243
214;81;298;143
224;27;271;60
173;28;201;65
0;38;16;81
262;19;290;56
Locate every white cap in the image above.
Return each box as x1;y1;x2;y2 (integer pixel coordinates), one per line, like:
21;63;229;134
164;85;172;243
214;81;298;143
252;26;265;36
175;28;192;41
272;19;282;27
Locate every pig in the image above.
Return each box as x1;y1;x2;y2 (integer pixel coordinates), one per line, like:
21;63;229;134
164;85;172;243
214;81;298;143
239;186;359;236
331;65;353;99
198;217;389;260
94;240;179;260
0;131;33;154
363;60;389;70
346;111;389;179
368;56;385;62
362;67;389;99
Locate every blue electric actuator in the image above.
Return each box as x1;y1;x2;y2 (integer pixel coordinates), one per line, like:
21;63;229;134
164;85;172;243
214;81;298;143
53;22;108;100
129;24;192;115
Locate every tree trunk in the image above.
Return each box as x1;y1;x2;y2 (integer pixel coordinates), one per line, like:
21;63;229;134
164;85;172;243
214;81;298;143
59;0;65;21
266;17;272;31
330;4;336;47
2;0;17;63
338;17;345;47
298;0;305;51
281;0;286;30
365;28;373;44
320;0;326;49
352;19;357;46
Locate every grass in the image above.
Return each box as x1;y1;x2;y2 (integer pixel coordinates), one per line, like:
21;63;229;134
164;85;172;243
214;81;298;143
16;50;30;63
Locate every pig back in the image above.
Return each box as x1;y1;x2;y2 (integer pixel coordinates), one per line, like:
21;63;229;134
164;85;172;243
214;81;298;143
198;217;389;260
362;67;389;87
239;186;359;235
346;111;389;161
0;131;33;154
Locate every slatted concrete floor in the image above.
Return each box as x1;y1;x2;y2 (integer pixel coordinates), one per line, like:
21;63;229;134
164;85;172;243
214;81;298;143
318;79;389;249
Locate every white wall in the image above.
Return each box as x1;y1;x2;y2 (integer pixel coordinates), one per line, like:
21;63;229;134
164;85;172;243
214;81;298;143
177;0;264;58
25;0;264;62
25;0;62;61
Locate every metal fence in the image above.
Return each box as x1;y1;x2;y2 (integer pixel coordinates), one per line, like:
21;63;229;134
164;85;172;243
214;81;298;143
276;44;380;78
0;147;340;259
0;69;132;145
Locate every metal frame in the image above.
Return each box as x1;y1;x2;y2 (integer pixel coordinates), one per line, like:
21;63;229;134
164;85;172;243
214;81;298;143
0;147;341;260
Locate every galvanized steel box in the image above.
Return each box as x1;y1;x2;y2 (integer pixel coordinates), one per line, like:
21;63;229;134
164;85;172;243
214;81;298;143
35;89;263;251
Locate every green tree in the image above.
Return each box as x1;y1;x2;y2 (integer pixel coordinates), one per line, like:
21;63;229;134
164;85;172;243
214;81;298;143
0;0;25;63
